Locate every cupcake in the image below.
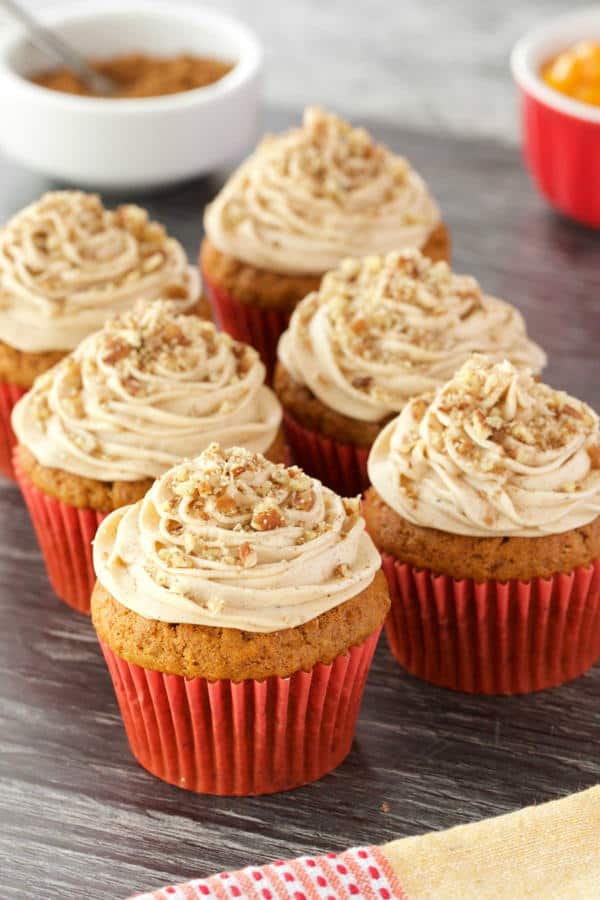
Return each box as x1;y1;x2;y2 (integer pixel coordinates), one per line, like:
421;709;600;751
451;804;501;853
364;355;600;695
91;442;389;795
200;106;449;377
275;250;546;496
12;301;283;614
0;191;204;480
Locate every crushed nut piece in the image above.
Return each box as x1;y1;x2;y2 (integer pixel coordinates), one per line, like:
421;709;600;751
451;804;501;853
238;542;258;568
251;500;286;531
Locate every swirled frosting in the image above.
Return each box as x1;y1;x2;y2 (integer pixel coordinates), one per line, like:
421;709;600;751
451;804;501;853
93;443;381;630
278;250;546;422
368;355;600;537
204;106;441;276
0;191;198;353
12;301;282;481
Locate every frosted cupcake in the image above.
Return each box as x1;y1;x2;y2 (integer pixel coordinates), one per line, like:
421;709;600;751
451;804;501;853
275;250;546;495
12;301;283;613
0;191;203;479
92;443;389;795
201;106;449;376
364;355;600;694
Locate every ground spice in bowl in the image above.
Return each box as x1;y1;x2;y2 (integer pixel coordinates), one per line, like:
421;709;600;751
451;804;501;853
30;52;234;98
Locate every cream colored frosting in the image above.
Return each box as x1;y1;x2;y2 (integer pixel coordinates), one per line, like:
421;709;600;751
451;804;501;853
0;191;199;353
368;355;600;537
204;106;441;276
12;301;282;482
93;443;381;631
278;251;547;423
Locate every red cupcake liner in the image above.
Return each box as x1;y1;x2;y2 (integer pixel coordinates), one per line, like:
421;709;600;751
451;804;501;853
283;410;370;497
0;381;26;480
202;270;290;380
99;628;381;796
381;553;600;695
14;455;107;615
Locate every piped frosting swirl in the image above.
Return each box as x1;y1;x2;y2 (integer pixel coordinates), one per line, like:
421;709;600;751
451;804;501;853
0;191;198;353
368;355;600;537
93;443;381;631
278;250;546;422
204;106;441;275
12;301;281;481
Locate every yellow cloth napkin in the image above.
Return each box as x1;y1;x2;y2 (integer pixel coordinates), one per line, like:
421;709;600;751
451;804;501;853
382;785;600;899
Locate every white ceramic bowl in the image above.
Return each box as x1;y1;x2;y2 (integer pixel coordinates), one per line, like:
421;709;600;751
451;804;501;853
0;1;263;190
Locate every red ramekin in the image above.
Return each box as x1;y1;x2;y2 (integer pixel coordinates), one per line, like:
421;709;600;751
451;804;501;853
511;10;600;228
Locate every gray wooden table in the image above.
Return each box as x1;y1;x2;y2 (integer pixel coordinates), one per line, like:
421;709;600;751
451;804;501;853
1;110;599;900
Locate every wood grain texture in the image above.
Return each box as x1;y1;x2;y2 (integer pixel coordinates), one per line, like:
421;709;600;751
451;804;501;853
1;110;600;900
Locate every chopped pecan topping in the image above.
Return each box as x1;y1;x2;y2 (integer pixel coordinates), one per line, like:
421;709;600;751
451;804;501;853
162;322;191;346
563;404;583;420
251;502;286;531
397;357;599;502
102;340;130;365
238;542;257;567
164;283;189;300
352;375;373;390
291;489;315;511
151;444;359;576
215;493;237;515
124;376;141;395
350;317;367;334
165;519;183;536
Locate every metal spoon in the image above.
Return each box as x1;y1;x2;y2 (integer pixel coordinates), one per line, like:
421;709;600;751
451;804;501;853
1;0;115;95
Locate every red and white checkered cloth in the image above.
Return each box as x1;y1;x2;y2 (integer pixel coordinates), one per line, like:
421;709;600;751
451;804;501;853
132;846;405;900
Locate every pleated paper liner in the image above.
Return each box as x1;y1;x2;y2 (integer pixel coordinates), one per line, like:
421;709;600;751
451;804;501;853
202;271;290;381
283;411;370;497
14;455;107;615
0;381;26;480
381;553;600;695
100;628;381;796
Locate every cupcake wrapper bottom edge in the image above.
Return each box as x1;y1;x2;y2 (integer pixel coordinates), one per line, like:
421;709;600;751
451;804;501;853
100;628;381;796
382;553;600;695
14;453;105;614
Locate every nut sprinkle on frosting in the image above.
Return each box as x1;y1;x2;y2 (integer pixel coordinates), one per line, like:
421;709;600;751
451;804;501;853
368;355;600;537
93;443;381;631
278;250;546;422
0;191;198;353
12;301;281;481
204;106;441;275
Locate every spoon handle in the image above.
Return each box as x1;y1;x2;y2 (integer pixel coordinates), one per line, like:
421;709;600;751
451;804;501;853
1;0;114;94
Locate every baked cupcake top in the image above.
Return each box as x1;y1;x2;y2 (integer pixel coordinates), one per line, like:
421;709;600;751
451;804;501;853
12;301;281;481
204;106;441;276
278;250;546;422
368;355;600;537
93;443;380;631
0;191;198;353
